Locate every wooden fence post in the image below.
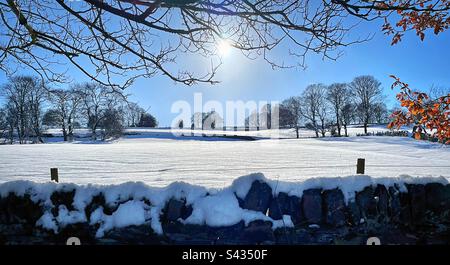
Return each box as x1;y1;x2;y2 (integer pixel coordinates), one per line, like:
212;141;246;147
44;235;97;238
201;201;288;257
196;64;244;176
51;168;59;183
356;158;365;174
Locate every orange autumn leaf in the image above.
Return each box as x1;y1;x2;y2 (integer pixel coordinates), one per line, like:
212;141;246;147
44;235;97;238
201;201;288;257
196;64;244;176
414;132;422;140
390;76;450;144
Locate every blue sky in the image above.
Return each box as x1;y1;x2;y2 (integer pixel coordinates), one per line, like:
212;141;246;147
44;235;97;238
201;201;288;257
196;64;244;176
1;18;449;127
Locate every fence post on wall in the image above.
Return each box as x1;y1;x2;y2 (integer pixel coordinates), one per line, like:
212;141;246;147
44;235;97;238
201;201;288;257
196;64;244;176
51;168;59;183
356;159;365;174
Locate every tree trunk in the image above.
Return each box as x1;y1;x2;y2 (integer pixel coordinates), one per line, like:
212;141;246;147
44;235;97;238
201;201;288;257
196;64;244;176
336;115;341;136
364;112;369;134
321;119;326;137
16;124;22;144
8;124;14;144
62;122;68;142
335;105;341;136
34;114;43;143
312;117;319;137
295;126;299;139
68;116;75;141
92;128;97;140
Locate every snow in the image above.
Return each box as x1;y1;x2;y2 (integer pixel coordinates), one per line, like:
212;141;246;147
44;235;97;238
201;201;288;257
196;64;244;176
55;205;87;226
0;130;448;188
272;215;294;230
1;173;448;237
121;125;400;139
90;200;151;237
182;189;270;227
36;212;58;233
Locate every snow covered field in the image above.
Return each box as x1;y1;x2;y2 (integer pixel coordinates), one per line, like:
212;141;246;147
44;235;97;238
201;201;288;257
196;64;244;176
0;127;449;187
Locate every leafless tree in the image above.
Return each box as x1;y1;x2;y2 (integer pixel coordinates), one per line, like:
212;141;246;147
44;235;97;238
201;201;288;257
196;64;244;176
1;77;30;143
245;111;260;130
3;101;17;144
0;107;6;143
349;75;383;134
372;102;389;124
191;112;205;130
124;102;145;127
301;84;328;137
1;76;45;143
340;102;355;137
326;83;350;136
48;88;83;141
429;85;450;100
78;82;126;140
27;78;47;143
203;111;223;130
259;104;273;130
281;97;302;138
99;108;125;140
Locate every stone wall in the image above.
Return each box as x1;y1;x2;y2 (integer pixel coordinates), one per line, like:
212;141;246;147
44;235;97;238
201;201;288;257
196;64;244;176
1;180;449;245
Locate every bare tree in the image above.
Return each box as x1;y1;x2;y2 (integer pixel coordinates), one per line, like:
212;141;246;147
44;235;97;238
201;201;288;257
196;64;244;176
0;107;6;143
372;102;389;124
301;84;328;137
1;77;30;143
259;104;273;130
3;101;17;144
326;83;350;136
429;85;450;100
27;79;47;143
340;103;355;137
281;97;302;138
124;102;145;127
99;108;125;140
245;110;260;130
349;75;383;134
203;111;222;130
191;112;205;130
1;76;45;143
78;83;126;140
48;88;83;141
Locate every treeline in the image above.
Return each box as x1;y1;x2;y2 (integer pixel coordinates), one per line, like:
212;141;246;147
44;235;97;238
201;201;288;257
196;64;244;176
0;76;157;144
243;75;390;138
279;75;389;138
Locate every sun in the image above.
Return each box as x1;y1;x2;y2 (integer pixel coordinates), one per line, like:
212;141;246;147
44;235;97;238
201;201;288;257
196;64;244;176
217;39;232;57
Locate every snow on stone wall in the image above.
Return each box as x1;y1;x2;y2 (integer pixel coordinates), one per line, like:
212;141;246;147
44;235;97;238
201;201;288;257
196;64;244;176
0;173;449;245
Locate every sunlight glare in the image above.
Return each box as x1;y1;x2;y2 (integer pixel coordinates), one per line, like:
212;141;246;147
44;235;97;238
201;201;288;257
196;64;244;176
217;39;232;57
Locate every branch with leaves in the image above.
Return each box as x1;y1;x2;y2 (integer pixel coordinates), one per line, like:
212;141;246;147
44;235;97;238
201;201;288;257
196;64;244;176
333;0;450;44
388;75;450;144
